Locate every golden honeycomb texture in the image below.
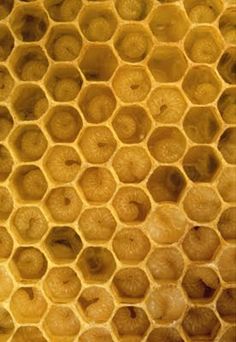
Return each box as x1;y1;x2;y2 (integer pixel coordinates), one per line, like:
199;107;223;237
0;0;235;341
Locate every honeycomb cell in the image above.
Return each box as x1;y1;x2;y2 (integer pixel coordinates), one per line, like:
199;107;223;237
217;88;236;124
147;166;186;203
112;228;150;263
184;0;223;23
112;105;151;143
112;65;151;103
45;226;83;262
0;307;14;341
148;46;187;82
12;84;48;121
79;126;116;164
148;127;186;163
44;266;81;303
79;85;116;124
0;66;14;102
11;326;47;342
0;265;13;301
182;66;222;104
218;128;236;164
79;207;116;242
218;48;236;84
10;287;47;323
182;307;220;340
45;64;83;102
216;288;236;322
79;45;117;81
150;5;189;42
0;24;14;61
46;24;82;61
113;187;151;223
219;8;236;45
79;328;113;342
0;187;13;221
44;0;82;21
0;145;13;181
79;5;117;42
147;86;187;123
46;105;82;142
77;247;116;282
10;5;48;41
115;0;152;20
218;207;236;242
46;187;82;223
219;327;236;342
0;226;13;259
217;247;236;283
78;286;114;323
9;125;48;162
147;247;184;282
0;106;13;141
0;0;13;19
217;167;236;203
147;328;184;342
182;226;220;261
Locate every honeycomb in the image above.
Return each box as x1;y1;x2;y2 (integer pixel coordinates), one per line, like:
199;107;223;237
0;0;235;341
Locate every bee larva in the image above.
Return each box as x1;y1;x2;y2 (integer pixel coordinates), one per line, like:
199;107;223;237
11;326;47;342
0;67;14;101
51;33;82;61
0;187;13;221
217;247;236;283
44;267;81;303
219;327;236;342
0;107;13;141
147;247;184;281
188;4;218;23
78;286;114;323
217;167;236;203
147;328;184;342
79;126;116;164
0;308;14;338
79;328;113;342
0;266;13;301
0;145;13;181
218;207;236;241
218;128;236;165
79;207;116;242
79;167;116;203
116;0;147;20
10;287;47;323
60;0;81;21
216;288;236;322
112;146;151;183
0;26;14;61
217;88;236;124
218;49;236;85
53;77;81;102
219;10;236;45
0;227;13;259
18;168;47;201
112;228;150;262
17;127;47;162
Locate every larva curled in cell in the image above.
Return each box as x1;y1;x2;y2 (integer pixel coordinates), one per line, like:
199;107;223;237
79;328;113;342
0;266;13;301
0;67;14;101
218;48;236;85
218;128;236;165
112;228;150;262
0;227;13;259
44;267;81;303
216;288;236;322
0;107;13;141
217;247;236;283
112;146;151;183
219;327;236;342
21;60;47;81
217;167;236;203
147;328;184;342
11;326;47;342
79;207;116;242
52;34;82;61
0;187;13;221
10;287;47;323
147;247;184;282
79;126;117;164
0;25;14;62
0;145;13;181
78;286;114;323
16;168;48;201
54;78;81;102
186;1;220;23
218;207;236;242
116;0;147;20
0;308;14;339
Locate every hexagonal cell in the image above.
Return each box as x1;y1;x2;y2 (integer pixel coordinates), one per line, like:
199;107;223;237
79;4;117;42
10;45;49;81
112;228;150;263
218;207;236;242
11;247;47;281
0;187;13;221
148;46;187;82
112;65;151;102
12;84;48;121
0;265;13;301
46;24;82;61
219;327;236;342
0;66;14;102
217;247;236;283
217;167;236;202
182;307;220;340
147;166;186;203
112;306;150;338
79;84;116;124
45;64;83;102
11;206;48;243
79;207;116;242
10;287;47;323
44;145;81;183
46;105;82;142
77;247;116;282
0;145;13;181
112;105;151;143
114;24;152;63
218;48;236;84
150;5;189;42
0;307;14;341
11;327;47;342
9;125;48;162
183;146;220;182
45;226;83;262
146;286;186;323
79;328;113;342
216;288;236;322
79;45;117;81
183;185;221;222
45;187;82;223
11;165;48;202
0;106;13;141
147;328;184;342
217;88;236;124
184;0;223;23
10;5;49;41
148;127;186;163
218;128;236;164
0;24;14;61
183;106;221;143
44;0;82;21
0;0;13;19
147;86;187;123
115;0;152;20
78;286;114;322
219;8;236;45
113;187;151;223
44;266;81;303
0;226;13;260
182;66;221;104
